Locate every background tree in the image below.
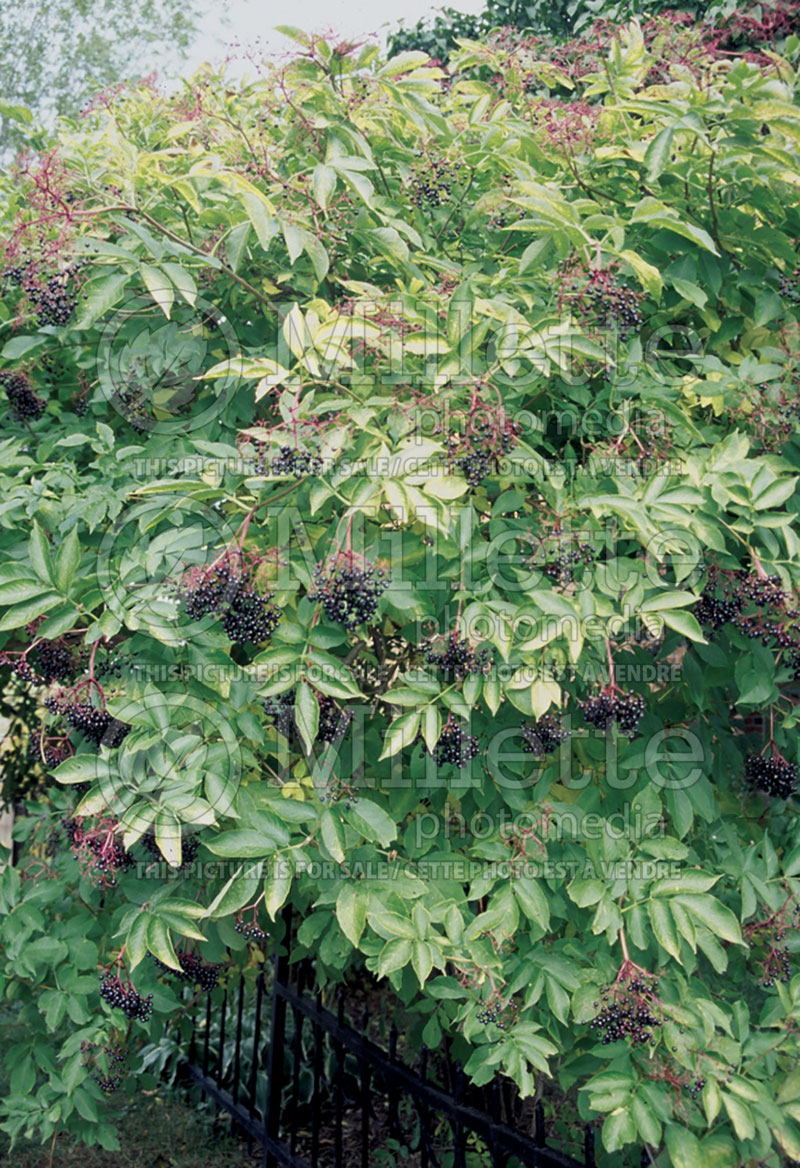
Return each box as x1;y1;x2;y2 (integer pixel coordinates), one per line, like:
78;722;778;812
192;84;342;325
0;0;207;154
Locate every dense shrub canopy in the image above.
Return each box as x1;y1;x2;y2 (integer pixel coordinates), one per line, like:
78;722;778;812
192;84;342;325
2;15;800;1165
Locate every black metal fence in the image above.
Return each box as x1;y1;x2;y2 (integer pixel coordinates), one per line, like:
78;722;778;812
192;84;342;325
184;914;599;1168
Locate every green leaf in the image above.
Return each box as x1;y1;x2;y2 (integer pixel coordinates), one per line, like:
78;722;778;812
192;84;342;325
147;917;181;970
126;913;152;971
665;1122;705;1167
313;164;337;209
320;807;346;863
75;271;129;330
379;711;421;759
644;125;675;181
647;898;681;961
673;894;743;945
29;521;54;585
265;857;293;919
344;799;396;847
206;830;281;858
378;937;412;976
513;874;551;930
140;262;174;318
336;883;368;946
295;681;319;755
54;527;80;591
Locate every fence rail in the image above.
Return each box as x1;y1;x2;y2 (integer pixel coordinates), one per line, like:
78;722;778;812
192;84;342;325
184;910;600;1168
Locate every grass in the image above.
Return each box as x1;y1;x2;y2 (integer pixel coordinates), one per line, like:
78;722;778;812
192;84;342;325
0;1091;258;1168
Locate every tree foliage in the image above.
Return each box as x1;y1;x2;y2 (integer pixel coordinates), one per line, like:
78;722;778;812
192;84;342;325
0;0;205;154
1;14;800;1165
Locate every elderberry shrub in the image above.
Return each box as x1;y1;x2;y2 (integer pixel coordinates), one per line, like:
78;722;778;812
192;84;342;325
424;634;492;680
152;951;221;991
99;973;154;1022
270;445;323;477
262;691;352;744
581;689;645;737
745;753;798;799
427;722;480;768
234;919;269;941
521;713;569;756
45;695;130;748
0;371;46;420
309;556;389;630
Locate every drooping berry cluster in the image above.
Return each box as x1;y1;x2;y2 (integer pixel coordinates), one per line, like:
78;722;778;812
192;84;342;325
152;951;221;991
4;257;86;327
745;752;798;799
687;1077;707;1100
30;735;71;770
581;689;645;737
34;639;80;682
45;694;130;748
590;973;661;1045
309;554;389;630
0;371;46;420
427;722;481;768
62;817;135;885
99;972;154;1022
575;268;644;339
180;553;281;645
762;946;793;987
262;691;352;744
269;445;323;477
408;152;464;210
423;634;492;680
521;713;570;756
696;566;800;679
80;1040;127;1094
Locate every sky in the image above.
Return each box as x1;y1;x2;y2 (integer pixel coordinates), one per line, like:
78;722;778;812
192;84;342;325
180;0;484;77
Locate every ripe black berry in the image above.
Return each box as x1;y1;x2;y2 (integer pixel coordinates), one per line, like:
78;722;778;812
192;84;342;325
424;634;492;680
426;722;480;768
521;713;569;755
99;972;153;1021
0;371;46;420
309;554;389;630
745;752;798;799
581;688;645;737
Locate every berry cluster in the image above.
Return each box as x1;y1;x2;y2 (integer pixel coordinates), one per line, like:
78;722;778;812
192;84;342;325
269;445;323;477
530;531;595;585
696;566;800;679
590;974;661;1045
576;269;644;339
152;951;221;991
687;1078;707;1101
521;714;569;756
309;554;389;630
30;736;71;770
762;946;792;987
581;688;645;737
45;694;130;748
423;634;492;680
263;691;352;744
99;972;154;1022
746;382;800;452
140;829;200;869
779;270;800;304
442;413;520;488
62;817;135;885
80;1040;126;1094
427;722;480;768
4;257;86;327
235;918;269;942
476;995;518;1031
745;752;798;799
0;371;46;420
409;153;463;209
34;639;79;682
180;554;281;646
